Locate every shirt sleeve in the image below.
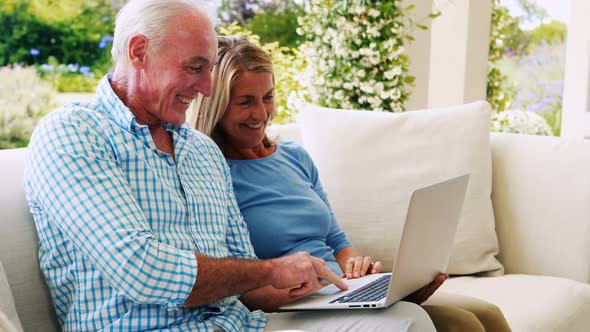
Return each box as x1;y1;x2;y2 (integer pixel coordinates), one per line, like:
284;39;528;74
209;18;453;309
298;144;353;255
24;111;197;310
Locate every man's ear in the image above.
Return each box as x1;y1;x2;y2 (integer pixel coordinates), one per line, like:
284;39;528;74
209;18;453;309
128;34;149;65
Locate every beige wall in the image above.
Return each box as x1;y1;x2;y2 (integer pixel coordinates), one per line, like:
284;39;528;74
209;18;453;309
403;0;434;111
427;0;492;108
561;0;590;138
404;0;492;110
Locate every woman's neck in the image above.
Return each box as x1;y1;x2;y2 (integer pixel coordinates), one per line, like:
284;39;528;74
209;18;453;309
224;144;276;160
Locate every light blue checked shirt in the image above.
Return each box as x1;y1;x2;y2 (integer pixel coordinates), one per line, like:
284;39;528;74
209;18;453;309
24;76;266;331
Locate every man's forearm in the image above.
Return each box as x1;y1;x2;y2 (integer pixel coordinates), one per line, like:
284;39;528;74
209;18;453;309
183;251;348;308
183;254;273;307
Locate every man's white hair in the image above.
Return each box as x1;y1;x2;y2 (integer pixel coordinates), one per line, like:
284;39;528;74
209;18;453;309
111;0;219;63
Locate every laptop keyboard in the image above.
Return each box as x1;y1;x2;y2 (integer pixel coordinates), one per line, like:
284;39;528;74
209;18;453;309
329;274;391;303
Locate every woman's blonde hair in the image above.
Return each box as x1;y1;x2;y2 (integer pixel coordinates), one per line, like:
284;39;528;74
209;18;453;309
188;36;275;154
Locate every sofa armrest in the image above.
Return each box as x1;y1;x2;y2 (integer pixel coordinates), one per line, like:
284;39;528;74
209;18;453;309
490;133;590;283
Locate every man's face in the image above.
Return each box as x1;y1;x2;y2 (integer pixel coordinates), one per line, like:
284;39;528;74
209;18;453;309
137;11;217;126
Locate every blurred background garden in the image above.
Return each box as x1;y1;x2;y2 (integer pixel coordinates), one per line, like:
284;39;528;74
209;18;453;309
0;0;569;149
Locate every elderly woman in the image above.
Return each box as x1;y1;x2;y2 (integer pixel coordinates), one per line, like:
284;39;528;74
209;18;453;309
190;36;511;332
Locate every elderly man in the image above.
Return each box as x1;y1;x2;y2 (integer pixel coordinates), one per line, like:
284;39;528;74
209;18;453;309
24;0;437;331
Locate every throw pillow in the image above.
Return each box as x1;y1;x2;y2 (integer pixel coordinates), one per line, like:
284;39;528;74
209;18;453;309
299;101;504;276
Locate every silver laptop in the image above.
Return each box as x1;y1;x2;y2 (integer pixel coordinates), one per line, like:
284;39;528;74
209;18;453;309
280;174;470;310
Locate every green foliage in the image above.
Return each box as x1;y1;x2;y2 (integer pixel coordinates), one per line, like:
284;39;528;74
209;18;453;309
298;0;416;112
0;0;115;93
530;21;567;45
496;42;565;136
487;0;565;115
47;74;100;93
0;65;57;149
487;0;523;112
491;110;553;136
542;100;561;136
218;0;256;24
3;0;119;23
486;67;515;113
513;0;548;23
487;0;566;136
245;0;304;48
218;23;306;124
37;57;102;93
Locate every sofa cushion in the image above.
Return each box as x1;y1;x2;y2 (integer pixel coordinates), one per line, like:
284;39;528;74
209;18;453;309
440;275;590;332
268;123;304;145
490;133;590;283
0;261;23;332
0;148;60;331
299;101;503;276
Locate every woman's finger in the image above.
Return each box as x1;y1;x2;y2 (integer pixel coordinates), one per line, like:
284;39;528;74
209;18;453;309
369;261;383;274
360;256;372;277
353;256;364;278
345;256;356;279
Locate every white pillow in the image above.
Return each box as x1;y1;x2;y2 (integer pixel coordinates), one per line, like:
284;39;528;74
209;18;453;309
299;101;503;276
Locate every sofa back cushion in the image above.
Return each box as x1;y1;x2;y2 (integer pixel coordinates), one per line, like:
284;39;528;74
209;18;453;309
298;101;504;276
491;133;590;282
0;148;59;331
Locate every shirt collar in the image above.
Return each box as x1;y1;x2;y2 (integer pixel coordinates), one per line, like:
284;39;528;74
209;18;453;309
95;74;137;131
95;74;198;152
95;75;193;137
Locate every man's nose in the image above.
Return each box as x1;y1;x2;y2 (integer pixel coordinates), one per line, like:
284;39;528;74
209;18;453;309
193;72;212;97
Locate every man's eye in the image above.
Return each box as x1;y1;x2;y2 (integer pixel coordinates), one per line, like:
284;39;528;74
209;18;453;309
189;66;202;73
264;94;274;100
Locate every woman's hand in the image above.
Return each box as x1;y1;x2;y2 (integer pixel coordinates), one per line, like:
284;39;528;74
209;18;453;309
403;273;448;304
343;256;383;279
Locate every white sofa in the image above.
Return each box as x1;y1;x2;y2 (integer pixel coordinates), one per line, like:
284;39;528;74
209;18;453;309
266;102;590;332
1;102;589;331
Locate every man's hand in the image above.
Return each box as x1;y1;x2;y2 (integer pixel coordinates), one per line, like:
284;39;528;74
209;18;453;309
403;273;448;304
342;256;383;279
183;253;347;307
270;252;348;297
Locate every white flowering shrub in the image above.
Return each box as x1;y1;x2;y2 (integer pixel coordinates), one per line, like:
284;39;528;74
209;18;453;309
0;65;56;149
491;110;553;136
297;0;415;112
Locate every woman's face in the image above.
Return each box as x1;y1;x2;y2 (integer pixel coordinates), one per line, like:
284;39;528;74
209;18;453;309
219;70;275;151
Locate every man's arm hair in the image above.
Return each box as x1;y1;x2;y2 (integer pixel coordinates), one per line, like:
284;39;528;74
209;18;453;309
183;252;348;307
183;254;273;307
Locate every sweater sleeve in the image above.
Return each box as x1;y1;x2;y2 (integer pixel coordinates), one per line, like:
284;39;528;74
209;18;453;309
219;151;258;260
297;144;353;255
